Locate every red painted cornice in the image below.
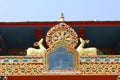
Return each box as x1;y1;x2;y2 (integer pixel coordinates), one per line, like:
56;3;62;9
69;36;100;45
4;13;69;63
0;21;120;27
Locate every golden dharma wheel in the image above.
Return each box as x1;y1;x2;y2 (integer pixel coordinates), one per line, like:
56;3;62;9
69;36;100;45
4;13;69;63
46;23;78;48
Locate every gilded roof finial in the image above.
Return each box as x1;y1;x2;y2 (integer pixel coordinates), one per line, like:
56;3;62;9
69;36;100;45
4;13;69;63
60;13;65;22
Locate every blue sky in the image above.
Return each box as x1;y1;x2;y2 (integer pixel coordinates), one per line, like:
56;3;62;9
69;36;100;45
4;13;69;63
0;0;120;22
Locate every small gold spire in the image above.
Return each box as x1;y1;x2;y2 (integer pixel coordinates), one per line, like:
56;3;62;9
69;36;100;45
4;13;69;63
60;13;65;22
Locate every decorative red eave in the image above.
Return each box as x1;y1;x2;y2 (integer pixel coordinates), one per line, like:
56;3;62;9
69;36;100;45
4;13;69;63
0;21;120;27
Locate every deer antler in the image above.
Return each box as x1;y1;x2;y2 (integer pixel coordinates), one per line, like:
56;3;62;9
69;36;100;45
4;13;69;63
80;38;84;43
33;38;44;46
85;40;90;44
39;38;43;43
